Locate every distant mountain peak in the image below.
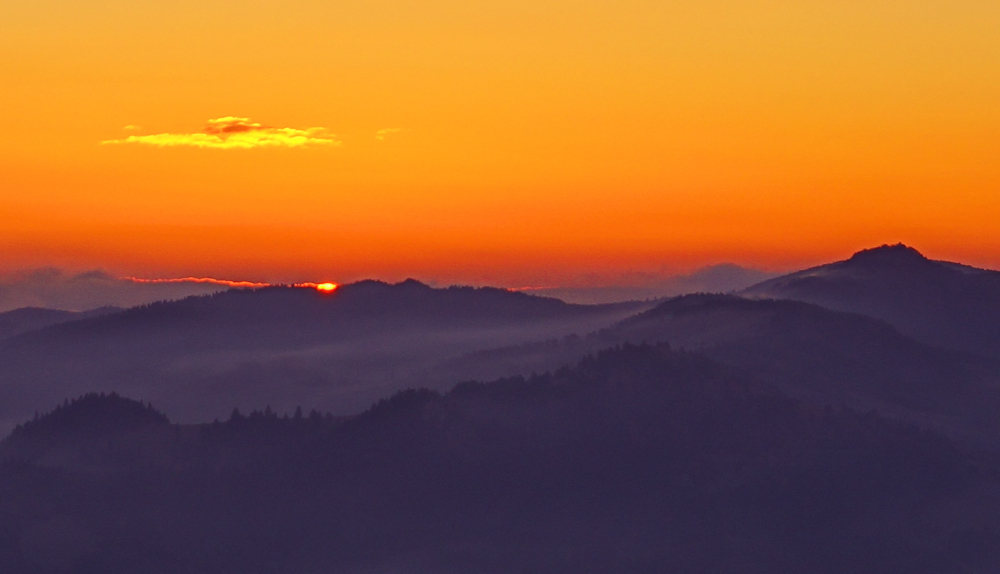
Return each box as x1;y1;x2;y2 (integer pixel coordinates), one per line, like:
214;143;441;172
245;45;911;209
848;243;927;264
396;278;431;289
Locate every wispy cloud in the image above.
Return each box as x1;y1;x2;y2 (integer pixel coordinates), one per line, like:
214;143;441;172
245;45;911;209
125;276;337;291
103;117;340;149
0;269;226;313
375;128;403;141
122;276;273;288
0;269;339;313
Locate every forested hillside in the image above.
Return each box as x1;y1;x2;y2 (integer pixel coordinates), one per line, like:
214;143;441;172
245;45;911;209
2;345;998;573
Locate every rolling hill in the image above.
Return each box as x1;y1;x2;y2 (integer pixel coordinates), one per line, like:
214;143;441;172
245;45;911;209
442;293;1000;447
0;280;650;431
742;244;1000;358
2;345;997;573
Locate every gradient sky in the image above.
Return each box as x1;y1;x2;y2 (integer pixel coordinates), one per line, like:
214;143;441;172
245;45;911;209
3;0;999;286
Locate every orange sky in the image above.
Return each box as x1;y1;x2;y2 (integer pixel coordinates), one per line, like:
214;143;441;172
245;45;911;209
3;0;999;285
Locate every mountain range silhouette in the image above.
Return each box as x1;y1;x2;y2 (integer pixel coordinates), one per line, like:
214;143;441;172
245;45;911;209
743;243;1000;357
3;344;997;573
4;244;1000;572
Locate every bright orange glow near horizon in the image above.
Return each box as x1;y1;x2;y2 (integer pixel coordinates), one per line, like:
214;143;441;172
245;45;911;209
122;276;340;293
3;1;1000;284
124;276;273;289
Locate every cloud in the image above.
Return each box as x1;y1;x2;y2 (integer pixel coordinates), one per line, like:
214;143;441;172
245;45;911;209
122;125;141;131
0;269;339;313
375;128;403;141
203;117;262;134
0;269;230;313
103;117;340;149
122;276;273;288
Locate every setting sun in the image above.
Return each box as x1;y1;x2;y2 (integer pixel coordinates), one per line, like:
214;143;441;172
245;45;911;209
4;0;1000;283
4;0;1000;567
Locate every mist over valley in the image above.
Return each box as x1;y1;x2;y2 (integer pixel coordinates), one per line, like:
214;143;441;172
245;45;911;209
4;245;1000;572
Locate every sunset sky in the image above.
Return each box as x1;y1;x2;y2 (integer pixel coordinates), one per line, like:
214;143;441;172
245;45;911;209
3;0;999;288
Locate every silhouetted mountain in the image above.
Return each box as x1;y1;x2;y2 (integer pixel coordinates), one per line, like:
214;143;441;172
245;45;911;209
614;294;976;407
0;306;121;342
441;294;1000;447
10;392;169;437
2;344;998;573
742;244;1000;357
0;281;651;431
1;393;171;478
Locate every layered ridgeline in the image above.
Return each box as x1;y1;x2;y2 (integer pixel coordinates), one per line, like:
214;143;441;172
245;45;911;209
444;294;1000;448
5;246;1000;448
0;280;650;431
441;247;1000;448
2;345;998;574
742;244;1000;358
608;295;1000;444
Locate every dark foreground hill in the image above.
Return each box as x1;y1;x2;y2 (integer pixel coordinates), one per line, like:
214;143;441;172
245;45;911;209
2;345;999;574
742;244;1000;358
0;281;648;431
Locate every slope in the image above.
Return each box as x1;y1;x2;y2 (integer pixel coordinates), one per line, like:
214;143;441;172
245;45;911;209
0;280;649;431
1;345;997;573
742;243;1000;357
442;294;1000;446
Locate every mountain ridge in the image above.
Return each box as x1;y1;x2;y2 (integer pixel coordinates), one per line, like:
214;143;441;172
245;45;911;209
0;280;653;431
742;244;1000;357
1;344;996;573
